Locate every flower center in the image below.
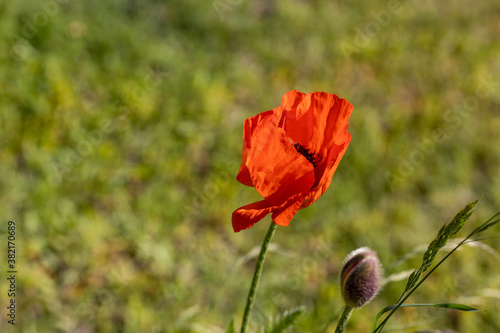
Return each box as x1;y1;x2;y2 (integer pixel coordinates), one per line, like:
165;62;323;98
294;143;317;168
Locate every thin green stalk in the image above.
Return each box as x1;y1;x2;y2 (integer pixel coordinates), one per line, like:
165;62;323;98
335;305;354;333
240;221;277;333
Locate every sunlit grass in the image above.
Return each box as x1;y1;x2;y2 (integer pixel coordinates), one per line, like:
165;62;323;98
0;0;499;332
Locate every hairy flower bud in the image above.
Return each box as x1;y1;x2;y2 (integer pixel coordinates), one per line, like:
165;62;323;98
340;247;382;308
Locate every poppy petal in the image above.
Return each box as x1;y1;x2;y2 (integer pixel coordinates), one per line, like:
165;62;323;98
246;117;316;206
236;110;275;187
301;133;351;208
278;92;352;161
279;92;353;208
271;195;304;227
280;90;307;110
310;97;352;184
232;199;274;232
314;98;353;165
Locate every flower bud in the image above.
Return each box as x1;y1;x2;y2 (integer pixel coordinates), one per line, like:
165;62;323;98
340;247;382;308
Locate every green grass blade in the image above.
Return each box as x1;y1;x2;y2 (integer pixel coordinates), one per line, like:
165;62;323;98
373;303;481;331
227;319;235;333
470;212;500;236
269;307;305;333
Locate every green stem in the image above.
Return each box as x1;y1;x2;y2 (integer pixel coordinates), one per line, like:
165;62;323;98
335;305;354;333
240;221;278;333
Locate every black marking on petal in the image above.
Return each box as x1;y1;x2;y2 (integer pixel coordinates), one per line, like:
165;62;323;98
294;143;318;168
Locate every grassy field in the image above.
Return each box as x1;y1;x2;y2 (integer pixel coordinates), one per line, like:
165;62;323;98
1;0;500;332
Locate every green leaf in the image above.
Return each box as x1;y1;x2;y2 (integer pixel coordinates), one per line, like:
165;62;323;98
226;319;235;333
373;303;481;331
268;307;305;333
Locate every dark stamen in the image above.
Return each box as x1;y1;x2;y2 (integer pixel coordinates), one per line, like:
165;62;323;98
294;143;318;168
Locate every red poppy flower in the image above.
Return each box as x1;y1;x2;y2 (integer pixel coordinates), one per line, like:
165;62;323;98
232;90;353;232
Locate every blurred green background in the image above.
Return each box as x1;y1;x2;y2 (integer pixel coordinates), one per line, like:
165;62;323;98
1;0;500;332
